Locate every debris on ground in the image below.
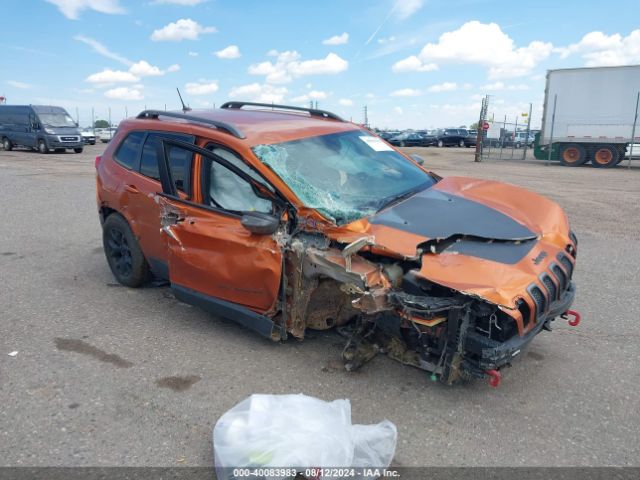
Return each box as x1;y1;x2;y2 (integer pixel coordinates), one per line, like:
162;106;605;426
213;393;397;479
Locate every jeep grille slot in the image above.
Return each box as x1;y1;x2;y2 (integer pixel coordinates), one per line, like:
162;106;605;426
527;284;547;320
540;273;558;302
557;252;574;279
551;263;567;293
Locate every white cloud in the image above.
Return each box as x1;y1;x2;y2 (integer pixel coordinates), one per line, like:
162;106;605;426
86;69;139;84
74;35;131;66
393;0;424;19
167;64;181;72
129;60;164;77
556;30;640;66
214;45;241;59
390;88;422;97
378;36;396;45
480;81;530;91
185;81;219;95
153;0;205;4
393;106;404;115
188;51;199;57
228;83;288;103
402;21;552;79
45;0;125;20
151;18;216;41
291;90;329;102
104;86;143;100
392;55;438;73
427;82;457;93
248;51;348;84
7;80;32;89
339;98;354;106
323;33;349;46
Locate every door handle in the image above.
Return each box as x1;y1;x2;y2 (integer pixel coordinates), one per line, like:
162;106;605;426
124;184;140;194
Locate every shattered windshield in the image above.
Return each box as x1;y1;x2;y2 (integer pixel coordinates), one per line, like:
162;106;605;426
252;130;436;225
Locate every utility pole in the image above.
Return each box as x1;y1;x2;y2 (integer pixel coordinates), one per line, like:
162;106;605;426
75;107;80;126
125;106;128;118
363;105;368;128
91;107;95;132
474;95;489;162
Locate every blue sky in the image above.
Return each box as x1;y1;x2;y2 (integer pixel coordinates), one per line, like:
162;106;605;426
2;0;639;129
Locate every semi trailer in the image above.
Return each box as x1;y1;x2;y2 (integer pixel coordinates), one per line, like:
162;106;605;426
535;65;640;168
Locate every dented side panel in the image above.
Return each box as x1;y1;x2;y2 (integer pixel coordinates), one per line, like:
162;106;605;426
159;197;282;313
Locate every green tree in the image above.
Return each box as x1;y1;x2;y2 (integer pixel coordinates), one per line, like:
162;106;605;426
94;119;109;128
469;122;479;130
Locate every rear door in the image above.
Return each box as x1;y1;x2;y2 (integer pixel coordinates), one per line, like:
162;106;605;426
156;139;284;313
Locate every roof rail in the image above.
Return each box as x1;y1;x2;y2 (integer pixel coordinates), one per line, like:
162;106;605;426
220;101;344;122
136;110;245;139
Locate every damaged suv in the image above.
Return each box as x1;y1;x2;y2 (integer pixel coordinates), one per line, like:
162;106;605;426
96;102;579;386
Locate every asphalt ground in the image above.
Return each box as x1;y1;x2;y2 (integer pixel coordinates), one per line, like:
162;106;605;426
1;143;639;467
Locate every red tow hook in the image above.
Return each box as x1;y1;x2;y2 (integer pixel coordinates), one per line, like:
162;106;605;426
486;369;502;388
562;309;581;327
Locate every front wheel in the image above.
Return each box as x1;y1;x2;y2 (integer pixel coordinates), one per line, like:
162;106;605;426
2;138;12;151
74;148;83;154
437;140;444;148
559;144;587;167
102;213;149;287
37;139;49;154
458;139;465;147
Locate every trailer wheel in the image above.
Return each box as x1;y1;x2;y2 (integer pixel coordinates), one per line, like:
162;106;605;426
591;145;619;168
559;144;587;167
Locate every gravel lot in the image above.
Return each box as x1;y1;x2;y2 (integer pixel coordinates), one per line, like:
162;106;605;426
1;144;639;467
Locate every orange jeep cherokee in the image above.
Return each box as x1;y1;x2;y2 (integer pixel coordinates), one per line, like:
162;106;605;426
96;102;579;386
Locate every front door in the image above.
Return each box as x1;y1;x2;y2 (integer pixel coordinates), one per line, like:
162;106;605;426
156;139;283;313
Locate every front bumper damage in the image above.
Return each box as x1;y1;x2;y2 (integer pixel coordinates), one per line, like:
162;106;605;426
277;232;579;386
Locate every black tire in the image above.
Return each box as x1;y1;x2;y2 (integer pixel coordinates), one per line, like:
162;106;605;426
2;137;12;151
559;144;587;167
90;141;96;145
458;139;465;147
102;213;149;287
515;142;522;149
37;139;49;154
400;141;405;147
74;148;83;154
437;139;444;148
590;145;619;168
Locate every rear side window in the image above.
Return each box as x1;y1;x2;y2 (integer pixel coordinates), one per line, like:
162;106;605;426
114;132;144;169
140;132;194;192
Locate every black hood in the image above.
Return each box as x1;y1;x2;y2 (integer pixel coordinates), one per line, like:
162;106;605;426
370;188;536;241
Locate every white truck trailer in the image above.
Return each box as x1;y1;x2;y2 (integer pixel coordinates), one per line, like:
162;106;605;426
536;65;640;168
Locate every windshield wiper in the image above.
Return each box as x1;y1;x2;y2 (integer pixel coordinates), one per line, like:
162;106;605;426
376;185;426;213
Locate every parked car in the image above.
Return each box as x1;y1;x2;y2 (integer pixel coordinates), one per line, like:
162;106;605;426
0;104;84;153
81;129;96;145
96;101;578;386
377;131;400;141
99;127;117;143
388;132;432;147
514;131;535;148
434;128;468;147
464;129;478;147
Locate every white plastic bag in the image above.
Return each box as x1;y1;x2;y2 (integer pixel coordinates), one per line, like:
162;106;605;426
213;393;397;479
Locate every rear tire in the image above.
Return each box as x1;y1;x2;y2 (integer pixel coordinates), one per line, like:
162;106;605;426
74;148;83;154
458;139;465;147
559;144;587;167
2;138;12;151
437;140;444;148
591;145;618;168
102;213;149;288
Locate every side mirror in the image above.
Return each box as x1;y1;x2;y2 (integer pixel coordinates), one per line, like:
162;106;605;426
241;211;279;235
410;154;425;166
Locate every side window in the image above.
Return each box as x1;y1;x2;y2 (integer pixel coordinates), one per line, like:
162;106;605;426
202;147;272;213
114;132;145;169
140;133;194;192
